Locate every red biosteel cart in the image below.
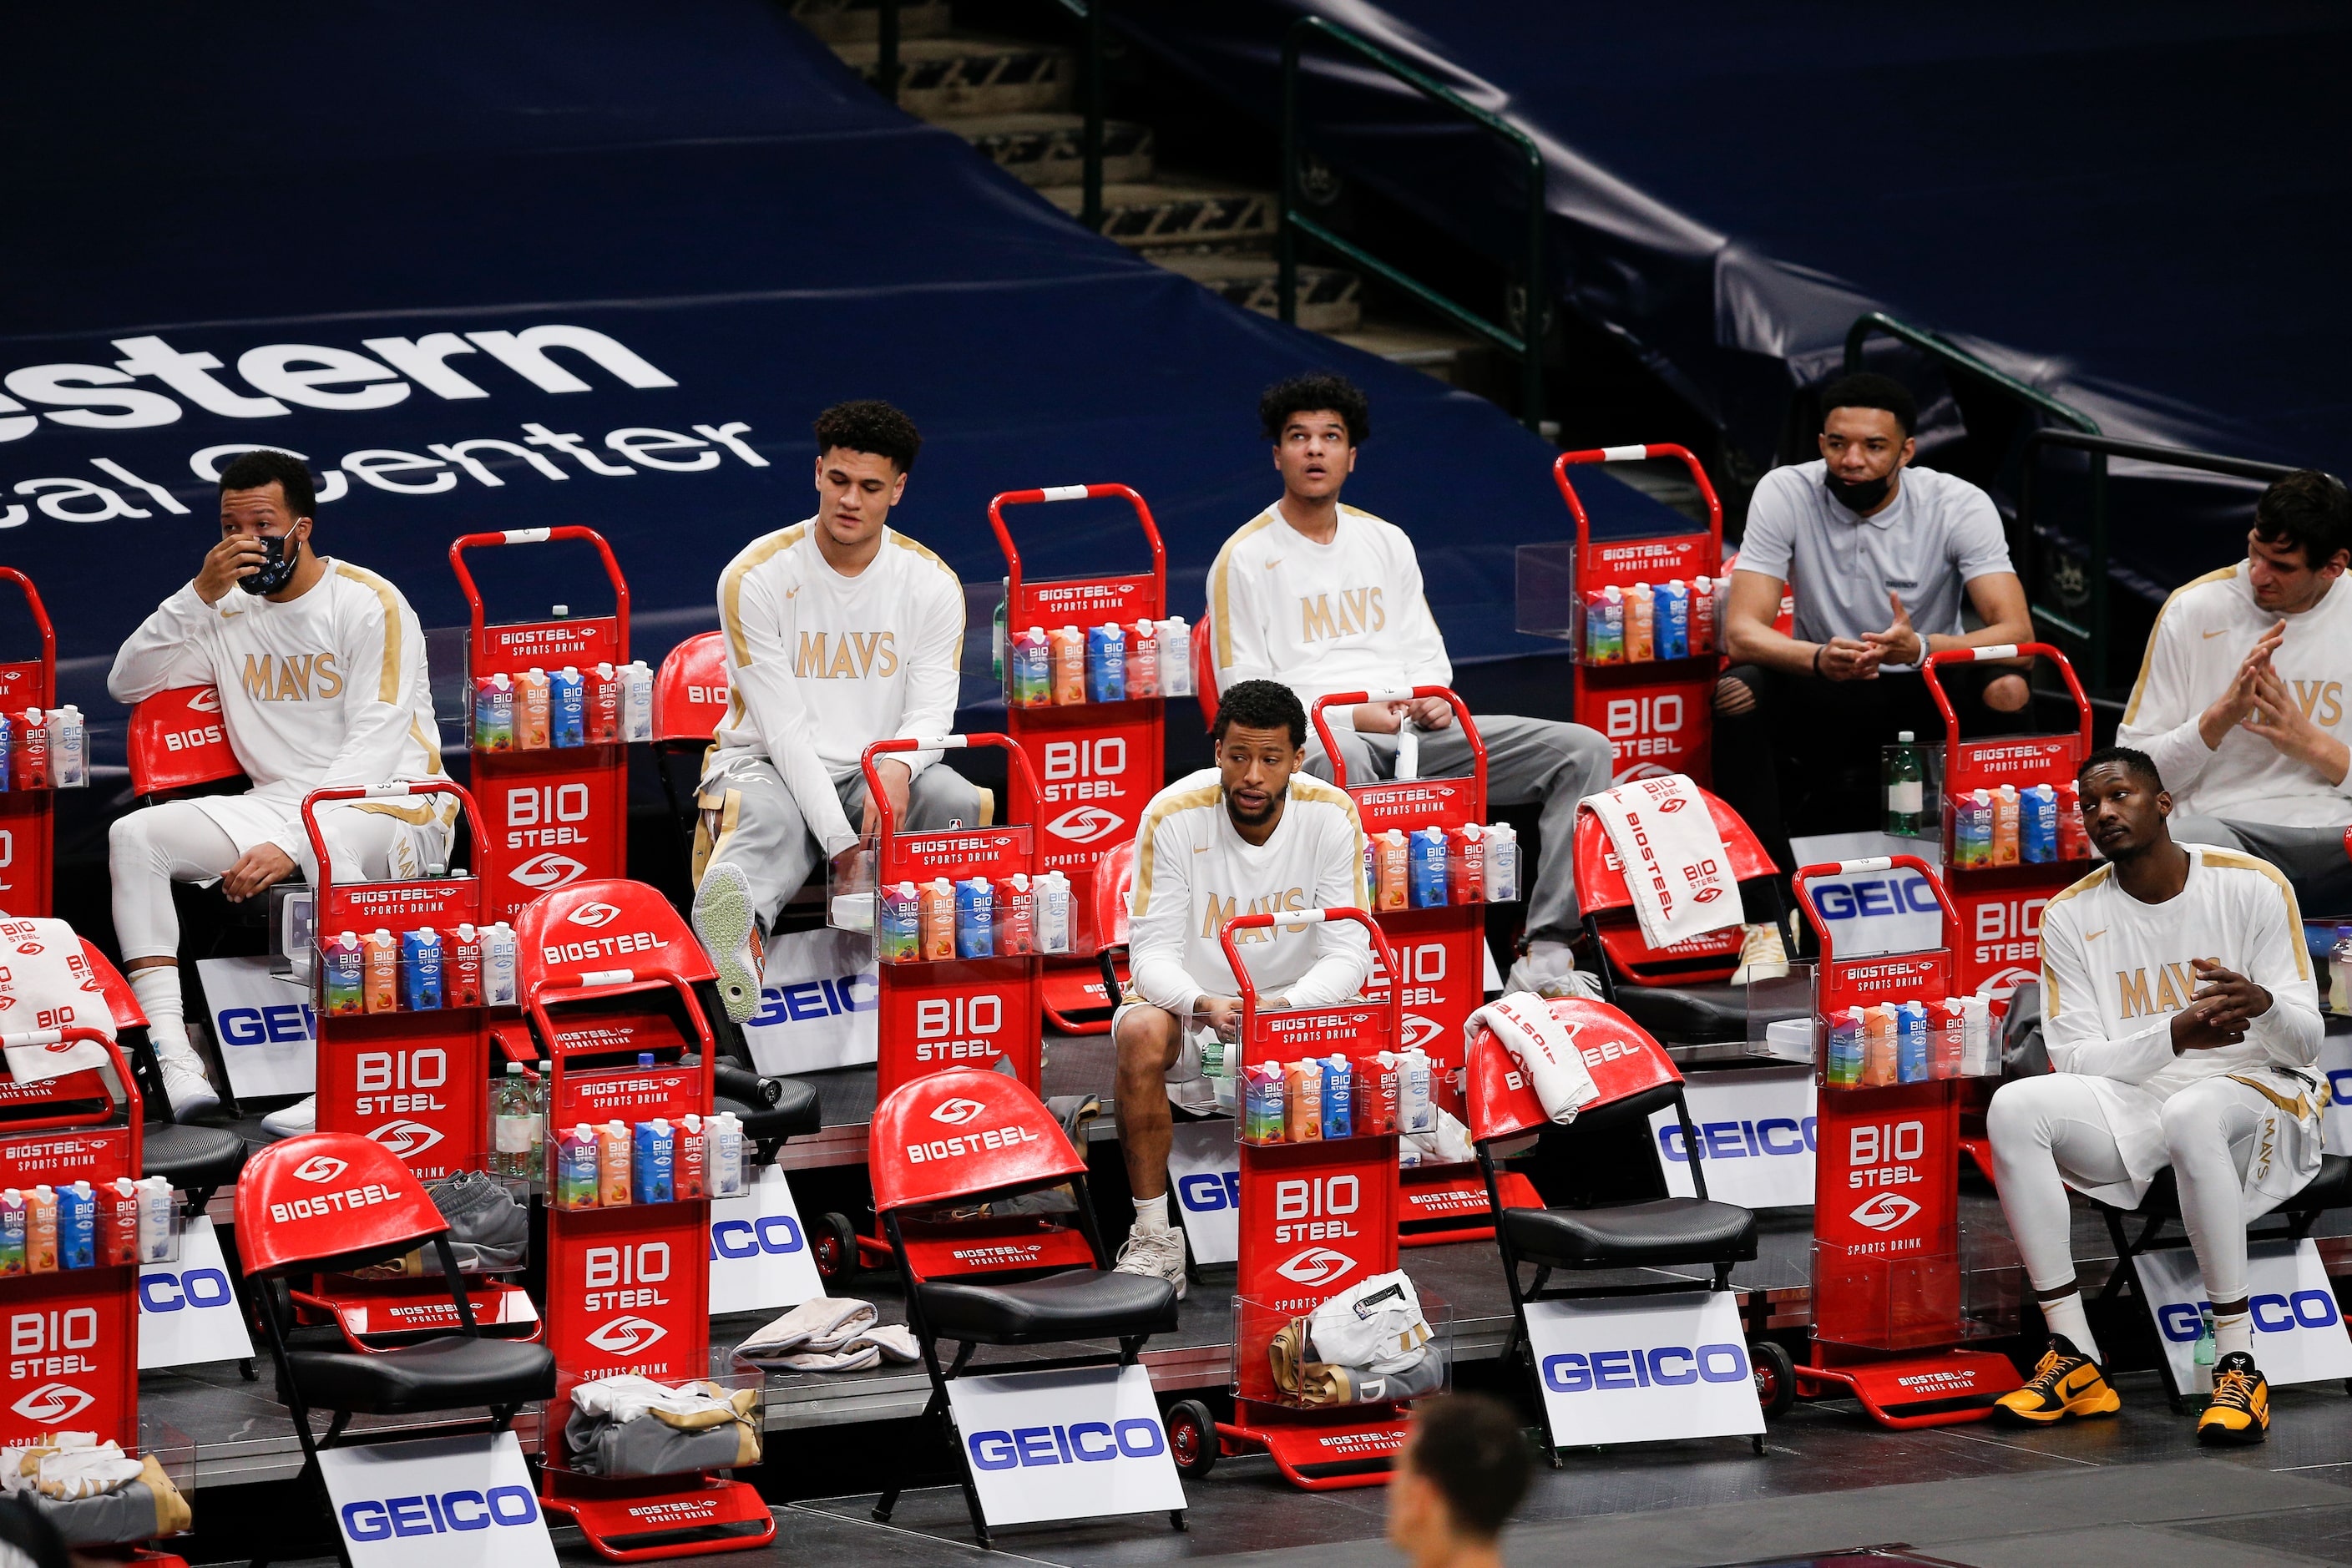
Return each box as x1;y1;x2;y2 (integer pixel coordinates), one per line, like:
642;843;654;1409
1551;445;1723;787
989;483;1167;1032
1308;688;1520;1243
1188;908;1436;1490
1788;855;2018;1427
450;527;633;924
0;570;58;915
1921;644;2095;1000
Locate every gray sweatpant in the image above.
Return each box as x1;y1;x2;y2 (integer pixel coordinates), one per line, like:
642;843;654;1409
695;752;985;930
2169;814;2352;914
1308;713;1613;943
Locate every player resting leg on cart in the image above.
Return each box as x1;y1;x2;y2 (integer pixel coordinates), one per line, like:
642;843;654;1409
690;401;981;1019
106;449;452;1128
1206;373;1613;994
1110;680;1373;1295
1987;746;2325;1444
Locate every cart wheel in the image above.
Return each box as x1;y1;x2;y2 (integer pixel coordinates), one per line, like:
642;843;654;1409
1750;1340;1796;1419
1165;1400;1218;1478
1170;1510;1187;1533
812;1211;859;1282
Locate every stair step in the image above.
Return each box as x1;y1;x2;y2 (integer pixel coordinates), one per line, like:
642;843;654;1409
833;35;1072;117
1328;321;1490;372
1045;179;1275;247
787;0;953;43
947;113;1155;187
1151;254;1362;333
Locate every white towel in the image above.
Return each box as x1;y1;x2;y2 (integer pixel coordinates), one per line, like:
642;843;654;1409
733;1297;878;1362
0;922;114;1085
1306;1271;1433;1375
1464;991;1599;1124
765;1323;922;1373
1579;776;1740;949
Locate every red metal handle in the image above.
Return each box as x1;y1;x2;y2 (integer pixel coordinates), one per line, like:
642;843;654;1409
988;483;1168;630
300;779;487;885
1553;444;1724;564
448;527;631;665
1790;855;1955;968
1920;642;2093;753
1215;905;1398;1038
861;733;1041;845
0;1030;141;1161
1307;686;1486;804
0;569;57;711
527;974;717;1129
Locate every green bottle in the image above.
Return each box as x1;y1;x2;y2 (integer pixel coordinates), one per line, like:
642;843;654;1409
1884;730;1925;835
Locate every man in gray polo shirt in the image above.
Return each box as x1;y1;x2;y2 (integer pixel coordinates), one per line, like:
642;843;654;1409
1713;373;2034;873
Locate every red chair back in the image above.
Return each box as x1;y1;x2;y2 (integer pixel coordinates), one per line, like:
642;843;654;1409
78;941;144;1030
234;1133;447;1276
1191;617;1216;731
652;631;730;749
1573;783;1774;987
128;687;243;796
1091;837;1136;952
512;878;716;997
1466;995;1682;1143
870;1066;1086;1212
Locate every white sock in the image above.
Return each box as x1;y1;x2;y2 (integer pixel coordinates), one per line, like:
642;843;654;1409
2214;1311;2253;1361
129;968;194;1060
1133;1192;1169;1232
2039;1292;2101;1364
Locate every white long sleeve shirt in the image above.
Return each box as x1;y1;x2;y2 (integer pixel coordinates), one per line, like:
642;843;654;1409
2116;561;2352;824
1128;769;1371;1019
1208;504;1450;731
2039;844;2324;1207
108;559;443;857
710;520;964;857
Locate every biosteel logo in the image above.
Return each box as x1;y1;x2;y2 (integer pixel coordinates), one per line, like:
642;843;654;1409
1849;1193;1921;1232
568;902;623;928
585;1316;668;1355
1046;806;1125;844
368;1120;446;1159
10;1383;94;1423
292;1155;349;1184
1275;1247;1357;1287
186;689;221;713
929;1098;986;1126
511;852;587;889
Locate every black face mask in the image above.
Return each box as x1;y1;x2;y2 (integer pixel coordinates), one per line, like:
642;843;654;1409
239;533;301;596
1823;471;1893;514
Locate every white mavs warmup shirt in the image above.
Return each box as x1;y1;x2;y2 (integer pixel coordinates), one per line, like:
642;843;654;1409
1209;503;1450;731
2040;844;2324;1212
1128;769;1370;1018
711;519;964;856
109;558;446;860
2117;560;2352;824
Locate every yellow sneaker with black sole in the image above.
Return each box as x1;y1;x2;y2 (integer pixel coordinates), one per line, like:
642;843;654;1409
1991;1335;2122;1425
2198;1351;2269;1445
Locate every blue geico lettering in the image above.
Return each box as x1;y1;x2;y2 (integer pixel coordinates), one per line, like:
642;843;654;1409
968;1419;1166;1469
709;1215;806;1261
1659;1117;1817;1163
2328;1068;2352;1106
1542;1343;1748;1393
139;1267;233;1313
340;1485;537;1541
749;973;877;1029
217;1004;316;1048
2158;1291;2340;1342
1177;1171;1242;1213
1813;878;1940;921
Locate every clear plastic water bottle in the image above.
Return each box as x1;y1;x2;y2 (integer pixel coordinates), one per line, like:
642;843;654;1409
493;1063;535;1179
2330;926;2352;1017
1884;730;1925;835
2193;1303;2217;1398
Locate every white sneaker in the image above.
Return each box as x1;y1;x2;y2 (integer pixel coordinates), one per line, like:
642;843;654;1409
1731;922;1789;984
1113;1222;1187;1301
260;1096;316;1141
154;1046;220;1121
693;862;766;1024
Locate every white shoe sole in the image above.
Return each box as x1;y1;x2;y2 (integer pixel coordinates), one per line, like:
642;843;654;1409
694;863;761;1023
260;1098;316;1140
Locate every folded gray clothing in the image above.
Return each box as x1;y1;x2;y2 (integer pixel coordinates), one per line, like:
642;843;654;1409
766;1324;920;1373
429;1169;529;1272
38;1483;163;1546
564;1411;752;1479
1300;1353;1445;1407
735;1297;877;1360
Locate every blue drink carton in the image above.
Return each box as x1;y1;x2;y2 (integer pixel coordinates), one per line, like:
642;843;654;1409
401;928;444;1011
1896;1001;1929;1083
1085;623;1126;703
1319;1055;1353;1140
954;877;994;959
2022;783;2058;864
631;1120;675;1204
549;666;586;748
57;1182;94;1271
1657;580;1690;659
1409;827;1449;908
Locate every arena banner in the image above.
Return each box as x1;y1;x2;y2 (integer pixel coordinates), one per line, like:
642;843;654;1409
137;1218;255;1369
942;1364;1185;1528
1648;1067;1816;1209
706;1162;823;1314
2321;1033;2352;1157
195;953;316;1098
1524;1291;1764;1447
740;927;876;1075
317;1432;555;1568
1168;1117;1241;1265
2132;1237;2352;1390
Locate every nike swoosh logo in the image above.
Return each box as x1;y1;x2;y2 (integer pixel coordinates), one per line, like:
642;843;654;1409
2204;629;2228;638
220;609;243;619
1263;559;1281;569
1192;846;1208;853
2084;929;2107;941
785;587;800;599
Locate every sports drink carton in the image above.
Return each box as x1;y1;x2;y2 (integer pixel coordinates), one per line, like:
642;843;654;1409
363;928;400;1014
1992;785;2021;866
1861;1004;1897;1087
587;663;623;745
549;666;585;748
1485;824;1520;901
57;1183;93;1271
675;1114;707;1200
919;878;955;961
484;923;518;1006
554;1125;599;1209
1585;586;1624;664
1626;582;1655;662
1374;830;1409;911
878;883;921;963
1085;623;1126;703
621;660;655;743
323;931;366;1015
447;924;484;1008
401;928;443;1010
1242;1064;1285;1144
954;876;994;959
596;1121;632;1206
1126;621;1160;699
2023;783;2058;864
1447;823;1485;903
996;873;1034;955
1284;1059;1323;1142
516;669;551;750
1657;580;1690;659
709;1112;746;1197
1319;1055;1353;1139
1409;826;1449;907
47;707;83;788
1050;627;1085;705
1896;1000;1929;1084
1155;616;1192;696
1035;871;1072;953
13;710;48;791
632;1120;675;1205
1009;627;1051;707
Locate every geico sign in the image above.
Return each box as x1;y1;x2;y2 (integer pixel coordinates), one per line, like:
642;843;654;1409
1542;1342;1750;1392
2160;1292;2341;1341
1659;1117;1816;1162
709;1216;805;1260
341;1486;540;1541
139;1267;235;1313
218;1003;315;1046
269;1181;399;1224
1176;1171;1241;1213
968;1419;1166;1469
748;972;875;1028
906;1123;1041;1165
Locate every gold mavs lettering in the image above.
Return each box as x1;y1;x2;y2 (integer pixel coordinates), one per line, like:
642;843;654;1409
2293;680;2344;727
2115;957;2219;1019
792;631;899;680
240;652;343;702
1201;886;1311;942
1297;587;1386;644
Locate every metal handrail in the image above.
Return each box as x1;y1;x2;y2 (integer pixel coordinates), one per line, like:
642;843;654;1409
873;0;1103;231
1843;311;2111;682
1280;15;1545;432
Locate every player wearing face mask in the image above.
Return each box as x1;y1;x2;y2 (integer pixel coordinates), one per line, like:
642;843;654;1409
106;449;448;1127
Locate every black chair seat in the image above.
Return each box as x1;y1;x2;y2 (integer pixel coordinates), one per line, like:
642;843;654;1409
716;1077;821;1146
142;1121;247;1192
286;1335;554;1414
917;1267;1178;1345
1504;1198;1758;1268
1608;983;1748;1045
2104;1152;2352;1221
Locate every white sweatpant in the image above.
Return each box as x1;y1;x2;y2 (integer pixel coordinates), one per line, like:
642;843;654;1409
1988;1072;2272;1305
109;798;407;963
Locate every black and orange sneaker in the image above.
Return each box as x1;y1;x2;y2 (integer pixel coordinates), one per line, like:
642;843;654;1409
1992;1335;2122;1425
2198;1352;2269;1445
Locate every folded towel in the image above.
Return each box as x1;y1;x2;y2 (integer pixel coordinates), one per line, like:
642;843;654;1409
734;1297;878;1361
756;1321;921;1373
570;1373;752;1429
1307;1271;1433;1374
1579;776;1738;949
0;923;115;1084
1465;991;1599;1124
